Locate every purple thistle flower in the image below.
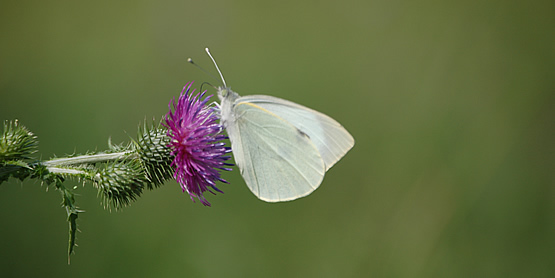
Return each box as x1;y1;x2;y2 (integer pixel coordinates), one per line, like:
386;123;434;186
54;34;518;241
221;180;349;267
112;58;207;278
163;82;232;206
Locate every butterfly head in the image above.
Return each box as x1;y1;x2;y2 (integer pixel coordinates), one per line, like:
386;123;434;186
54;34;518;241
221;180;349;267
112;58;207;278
217;86;239;103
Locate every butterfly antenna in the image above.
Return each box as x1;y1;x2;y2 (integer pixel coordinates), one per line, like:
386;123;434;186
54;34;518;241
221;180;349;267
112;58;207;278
205;47;227;87
187;57;220;82
199;81;216;93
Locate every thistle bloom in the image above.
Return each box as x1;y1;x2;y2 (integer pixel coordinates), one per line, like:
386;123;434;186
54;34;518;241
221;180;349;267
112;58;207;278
164;82;232;206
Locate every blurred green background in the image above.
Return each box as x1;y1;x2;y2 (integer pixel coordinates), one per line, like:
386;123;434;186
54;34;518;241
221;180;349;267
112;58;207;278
1;0;553;277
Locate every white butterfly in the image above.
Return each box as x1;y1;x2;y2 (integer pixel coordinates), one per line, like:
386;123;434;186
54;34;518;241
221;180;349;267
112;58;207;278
203;48;354;202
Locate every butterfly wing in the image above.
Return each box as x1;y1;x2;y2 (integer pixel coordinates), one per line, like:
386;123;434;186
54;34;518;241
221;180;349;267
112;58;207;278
226;100;326;202
237;95;354;170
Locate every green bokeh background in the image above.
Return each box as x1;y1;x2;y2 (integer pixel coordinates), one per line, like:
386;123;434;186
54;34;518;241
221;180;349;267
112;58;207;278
1;0;553;277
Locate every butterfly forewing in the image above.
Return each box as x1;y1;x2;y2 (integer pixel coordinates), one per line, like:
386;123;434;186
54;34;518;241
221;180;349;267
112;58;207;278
236;95;354;170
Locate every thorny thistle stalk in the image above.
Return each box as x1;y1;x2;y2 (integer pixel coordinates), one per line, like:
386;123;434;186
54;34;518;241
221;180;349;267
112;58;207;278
0;83;232;262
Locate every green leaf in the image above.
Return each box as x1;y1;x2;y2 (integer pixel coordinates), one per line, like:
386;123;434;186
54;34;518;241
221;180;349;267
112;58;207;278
56;177;82;261
0;160;32;184
67;210;78;263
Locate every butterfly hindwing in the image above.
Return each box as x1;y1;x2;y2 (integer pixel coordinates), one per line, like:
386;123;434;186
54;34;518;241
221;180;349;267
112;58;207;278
227;100;325;202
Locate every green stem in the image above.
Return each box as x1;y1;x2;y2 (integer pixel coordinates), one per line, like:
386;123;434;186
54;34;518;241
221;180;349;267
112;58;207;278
47;167;87;175
43;151;134;167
